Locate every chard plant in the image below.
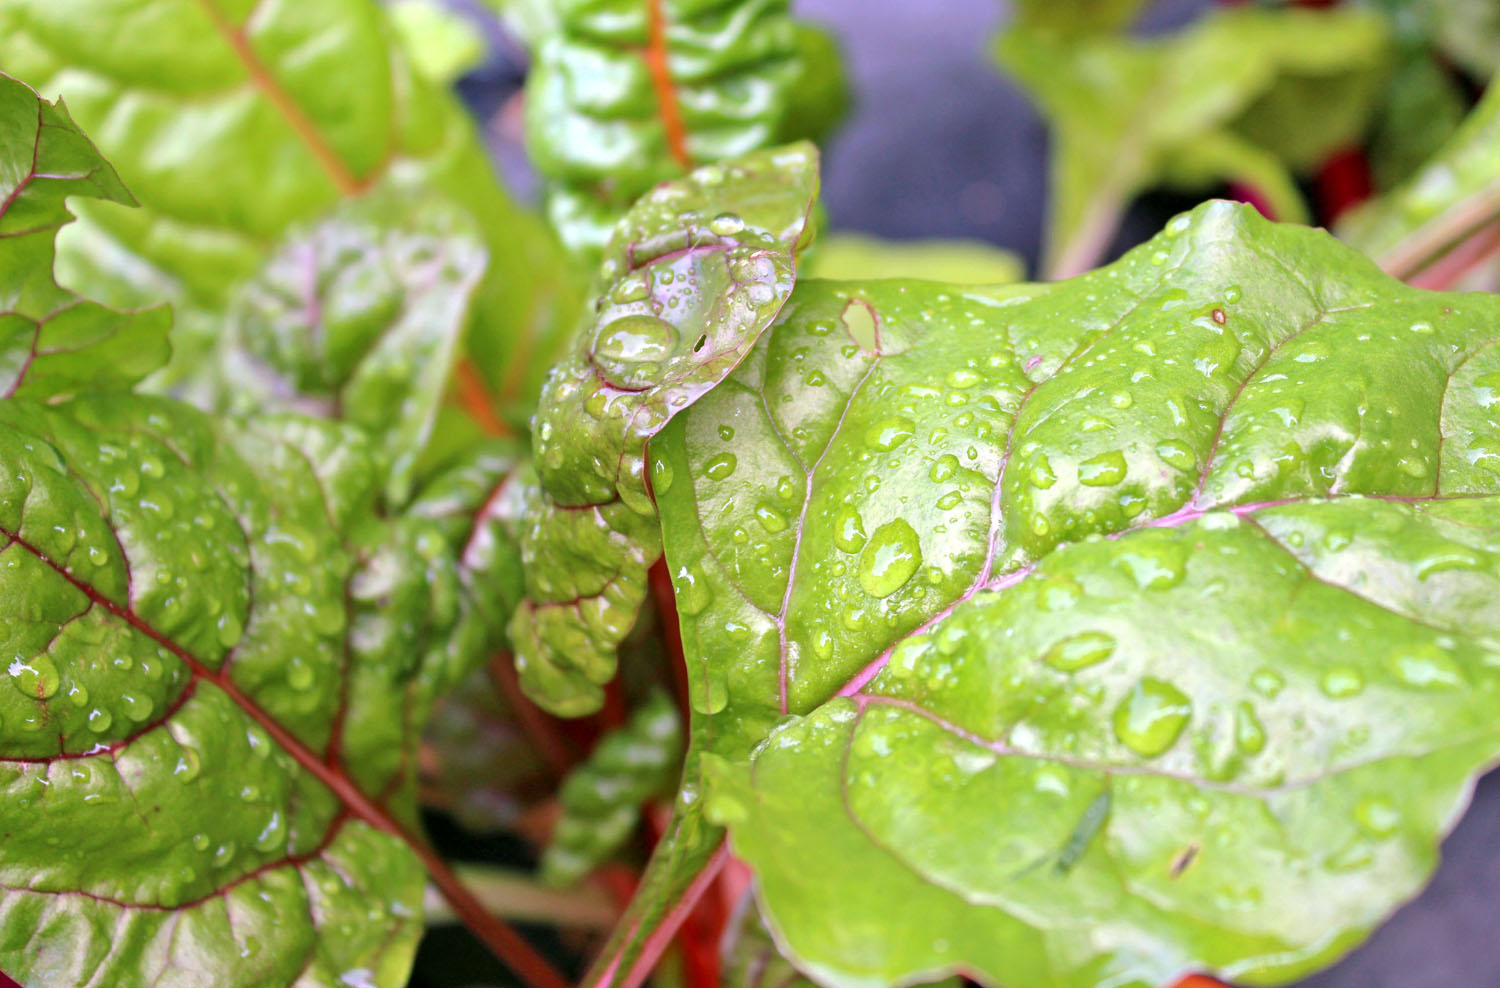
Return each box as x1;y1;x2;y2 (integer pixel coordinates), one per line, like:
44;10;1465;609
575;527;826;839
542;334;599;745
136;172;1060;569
1;2;1499;988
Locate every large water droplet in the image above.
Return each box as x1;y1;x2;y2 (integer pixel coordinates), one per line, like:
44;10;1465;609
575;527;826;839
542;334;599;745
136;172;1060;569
594;314;679;388
832;507;867;553
9;655;60;700
1078;450;1128;487
1234;701;1266;755
1389;645;1464;690
1043;631;1116;671
1113;678;1192;757
1155;439;1196;472
1113;543;1187;591
857;520;922;599
754;503;788;533
673;563;714;616
1320;667;1364;698
865;418;915;452
1029;454;1057;490
709;212;745;236
704;452;737;481
930;454;959;483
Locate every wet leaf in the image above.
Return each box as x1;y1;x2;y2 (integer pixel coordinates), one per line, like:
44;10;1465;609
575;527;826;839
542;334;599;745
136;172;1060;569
0;0;579;415
650;197;1500;988
524;0;839;255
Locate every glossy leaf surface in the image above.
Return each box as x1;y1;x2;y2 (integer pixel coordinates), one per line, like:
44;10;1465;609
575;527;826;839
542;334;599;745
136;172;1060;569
513;144;818;716
996;5;1388;276
0;0;578;412
0;78;491;988
524;0;826;254
213;193;487;506
0;74;169;398
649;200;1500;988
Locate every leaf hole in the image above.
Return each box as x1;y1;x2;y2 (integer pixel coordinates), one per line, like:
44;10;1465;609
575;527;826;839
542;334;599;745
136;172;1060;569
693;334;707;353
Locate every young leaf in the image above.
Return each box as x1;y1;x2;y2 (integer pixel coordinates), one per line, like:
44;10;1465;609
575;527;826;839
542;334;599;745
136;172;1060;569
523;0;832;255
512;143;818;716
213;192;488;506
0;0;579;414
1339;69;1500;281
540;691;682;886
650;199;1500;988
996;5;1389;277
0;74;169;398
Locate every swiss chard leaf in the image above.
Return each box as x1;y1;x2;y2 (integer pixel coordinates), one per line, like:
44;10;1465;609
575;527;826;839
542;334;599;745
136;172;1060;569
0;74;506;988
523;0;837;255
649;198;1500;988
213;192;488;506
540;690;682;887
512;143;818;716
0;75;169;398
0;0;579;415
996;5;1389;276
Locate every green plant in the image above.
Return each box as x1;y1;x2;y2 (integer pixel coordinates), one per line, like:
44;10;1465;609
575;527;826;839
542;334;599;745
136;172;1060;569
3;3;1500;988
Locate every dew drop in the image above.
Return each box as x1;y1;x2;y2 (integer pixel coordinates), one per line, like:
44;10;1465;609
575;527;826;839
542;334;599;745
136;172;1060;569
857;520;922;599
1155;439;1196;472
832;507;867;553
754;503;788;533
1042;631;1116;671
9;655;60;700
865;418;915;452
709;212;745;236
929;454;959;483
651;454;675;495
87;708;113;733
1234;701;1266;755
593;314;679;387
1029;454;1057;489
703;452;737;481
1320;667;1365;698
122;693;154;722
1113;678;1192;757
1078;450;1128;487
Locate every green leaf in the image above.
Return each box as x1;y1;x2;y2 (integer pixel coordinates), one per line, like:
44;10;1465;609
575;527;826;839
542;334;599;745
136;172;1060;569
0;0;580;415
996;5;1389;277
0;398;483;986
512;143;818;717
523;0;827;255
540;691;682;886
389;0;488;85
0;78;502;984
805;233;1024;284
0;73;170;398
1339;69;1500;280
649;198;1500;988
212;192;488;506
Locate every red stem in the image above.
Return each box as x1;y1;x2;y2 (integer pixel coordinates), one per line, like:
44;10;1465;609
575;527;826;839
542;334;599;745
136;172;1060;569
644;0;692;169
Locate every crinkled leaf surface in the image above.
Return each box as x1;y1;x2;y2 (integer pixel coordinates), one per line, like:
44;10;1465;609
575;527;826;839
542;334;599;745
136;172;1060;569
541;690;682;886
213;192;487;506
0;0;578;412
648;200;1500;988
996;5;1388;276
0;77;490;988
0;398;486;987
1339;69;1500;280
0;74;169;398
523;0;824;255
512;144;818;717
